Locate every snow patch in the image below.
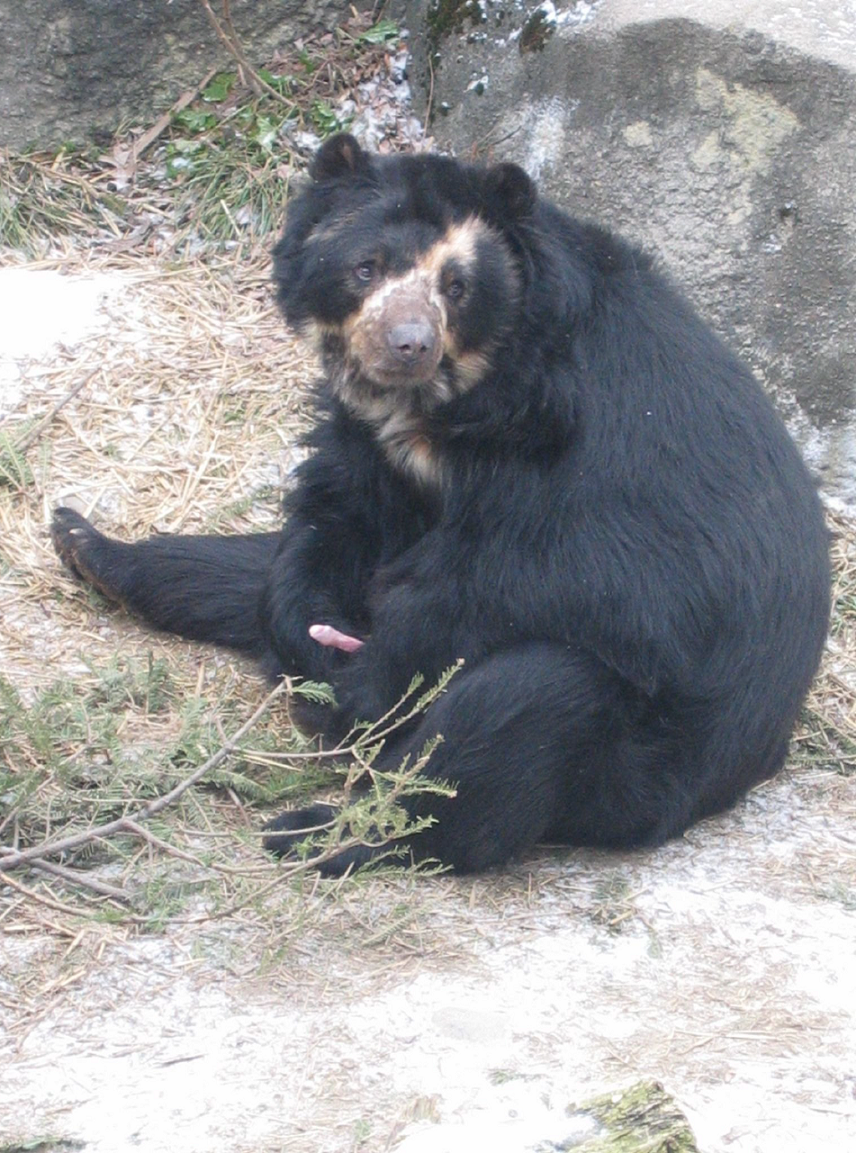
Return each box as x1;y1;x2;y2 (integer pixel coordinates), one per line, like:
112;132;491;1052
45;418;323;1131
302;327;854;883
0;268;142;417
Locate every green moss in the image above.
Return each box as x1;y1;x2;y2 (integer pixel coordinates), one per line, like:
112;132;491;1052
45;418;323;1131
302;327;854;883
568;1081;701;1152
427;0;485;49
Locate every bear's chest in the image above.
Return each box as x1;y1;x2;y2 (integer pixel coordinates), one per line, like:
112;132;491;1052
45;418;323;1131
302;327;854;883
375;410;442;489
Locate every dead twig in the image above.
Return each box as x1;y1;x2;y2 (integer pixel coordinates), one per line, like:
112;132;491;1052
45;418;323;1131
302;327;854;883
196;0;294;106
0;868;109;918
29;858;128;901
12;368;99;455
130;68;219;164
425;47;436;128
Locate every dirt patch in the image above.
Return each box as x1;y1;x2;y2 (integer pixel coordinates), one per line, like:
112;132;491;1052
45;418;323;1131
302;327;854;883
2;775;855;1152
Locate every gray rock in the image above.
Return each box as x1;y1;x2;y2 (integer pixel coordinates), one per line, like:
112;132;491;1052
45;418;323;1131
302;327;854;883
402;0;856;506
0;0;350;151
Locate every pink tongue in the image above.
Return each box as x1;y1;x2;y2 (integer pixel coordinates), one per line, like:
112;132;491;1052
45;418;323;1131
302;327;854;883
308;624;365;652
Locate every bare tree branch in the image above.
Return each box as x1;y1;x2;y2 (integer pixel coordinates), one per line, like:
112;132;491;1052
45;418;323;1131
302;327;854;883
196;0;295;106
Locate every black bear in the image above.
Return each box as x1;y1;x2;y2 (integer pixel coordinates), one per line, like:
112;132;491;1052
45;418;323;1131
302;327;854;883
52;133;830;874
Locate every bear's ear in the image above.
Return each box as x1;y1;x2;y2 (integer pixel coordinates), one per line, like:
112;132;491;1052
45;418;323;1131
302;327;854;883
482;162;537;221
310;133;371;182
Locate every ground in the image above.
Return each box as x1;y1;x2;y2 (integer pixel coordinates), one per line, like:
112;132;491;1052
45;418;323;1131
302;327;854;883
5;790;855;1153
1;243;854;1153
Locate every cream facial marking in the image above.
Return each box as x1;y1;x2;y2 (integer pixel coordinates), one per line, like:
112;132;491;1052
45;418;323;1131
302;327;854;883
447;346;494;388
336;217;493;387
418;216;484;276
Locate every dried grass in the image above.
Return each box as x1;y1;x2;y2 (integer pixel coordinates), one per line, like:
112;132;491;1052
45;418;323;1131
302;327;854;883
0;242;470;999
0;149;129;254
0;16;457;993
797;510;856;773
1;248;313;709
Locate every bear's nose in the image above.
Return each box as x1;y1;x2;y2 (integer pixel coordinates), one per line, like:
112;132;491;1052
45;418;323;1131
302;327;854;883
387;322;436;365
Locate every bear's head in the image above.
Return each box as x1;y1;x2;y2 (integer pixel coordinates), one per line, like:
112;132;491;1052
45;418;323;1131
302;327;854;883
273;134;537;427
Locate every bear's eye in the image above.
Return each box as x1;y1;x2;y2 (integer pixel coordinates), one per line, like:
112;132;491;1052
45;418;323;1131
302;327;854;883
446;278;466;301
354;261;376;283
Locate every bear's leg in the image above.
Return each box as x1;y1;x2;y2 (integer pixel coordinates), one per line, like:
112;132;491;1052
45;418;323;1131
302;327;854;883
264;643;682;874
52;507;280;659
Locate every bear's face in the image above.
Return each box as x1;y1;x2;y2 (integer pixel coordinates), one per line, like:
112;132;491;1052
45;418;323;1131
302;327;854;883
274;136;533;431
308;214;521;420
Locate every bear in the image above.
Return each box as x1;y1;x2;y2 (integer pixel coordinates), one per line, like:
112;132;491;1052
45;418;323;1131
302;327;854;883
52;132;830;875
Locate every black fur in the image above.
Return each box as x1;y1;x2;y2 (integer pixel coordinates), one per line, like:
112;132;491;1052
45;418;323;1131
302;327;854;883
52;135;830;874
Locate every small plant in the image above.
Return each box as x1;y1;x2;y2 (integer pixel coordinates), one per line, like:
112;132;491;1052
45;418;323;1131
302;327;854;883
0;663;459;920
589;871;639;934
0;430;35;492
356;19;400;46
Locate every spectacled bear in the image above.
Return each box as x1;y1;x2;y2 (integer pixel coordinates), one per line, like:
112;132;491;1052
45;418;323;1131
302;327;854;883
52;133;830;874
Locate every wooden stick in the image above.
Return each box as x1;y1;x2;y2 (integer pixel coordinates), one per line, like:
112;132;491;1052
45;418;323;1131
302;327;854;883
29;858;128;901
13;368;99;455
131;68;218;163
196;0;294;106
